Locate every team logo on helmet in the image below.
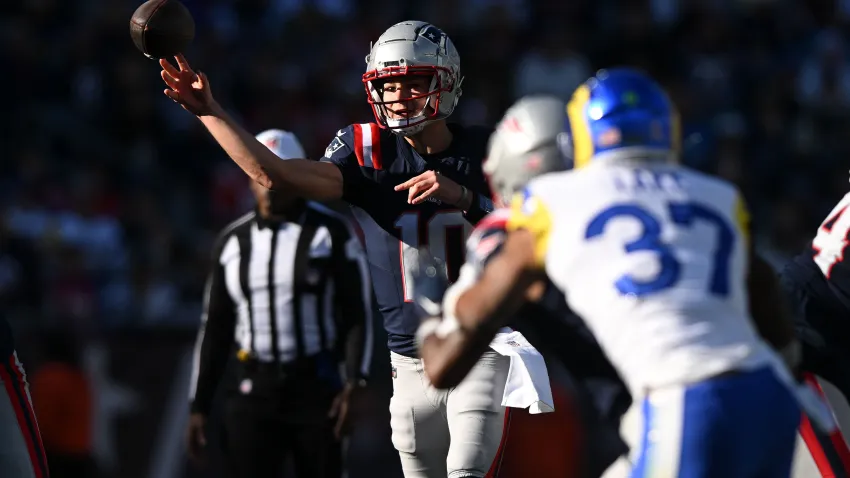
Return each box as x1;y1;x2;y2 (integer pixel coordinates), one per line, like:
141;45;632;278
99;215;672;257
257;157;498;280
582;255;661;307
499;116;523;133
598;127;622;147
263;137;279;150
419;25;446;47
525;154;542;171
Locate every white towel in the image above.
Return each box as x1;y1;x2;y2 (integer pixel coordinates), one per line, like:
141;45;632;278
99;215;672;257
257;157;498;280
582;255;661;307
489;328;555;414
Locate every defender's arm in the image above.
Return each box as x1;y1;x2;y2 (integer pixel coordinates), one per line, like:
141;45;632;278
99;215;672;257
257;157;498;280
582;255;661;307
423;230;543;388
420;267;546;389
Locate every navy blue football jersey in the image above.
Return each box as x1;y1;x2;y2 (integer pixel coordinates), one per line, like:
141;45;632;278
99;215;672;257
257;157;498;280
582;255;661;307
785;192;850;314
321;122;494;356
781;193;850;407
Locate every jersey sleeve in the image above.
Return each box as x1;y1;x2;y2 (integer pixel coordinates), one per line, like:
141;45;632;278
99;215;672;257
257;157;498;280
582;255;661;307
507;187;553;268
319;125;371;204
734;191;751;247
465;209;510;272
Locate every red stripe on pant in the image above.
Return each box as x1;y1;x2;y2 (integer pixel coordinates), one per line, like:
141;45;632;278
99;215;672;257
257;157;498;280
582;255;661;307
0;353;48;478
799;373;850;477
485;408;512;478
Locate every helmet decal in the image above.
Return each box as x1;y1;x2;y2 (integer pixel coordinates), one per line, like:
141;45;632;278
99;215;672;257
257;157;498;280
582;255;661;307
418;25;446;48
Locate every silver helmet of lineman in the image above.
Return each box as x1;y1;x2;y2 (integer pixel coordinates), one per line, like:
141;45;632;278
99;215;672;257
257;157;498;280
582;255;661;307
363;21;463;137
483;95;573;204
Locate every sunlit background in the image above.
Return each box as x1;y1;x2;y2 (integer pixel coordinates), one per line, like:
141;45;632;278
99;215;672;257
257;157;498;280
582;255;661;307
2;0;848;476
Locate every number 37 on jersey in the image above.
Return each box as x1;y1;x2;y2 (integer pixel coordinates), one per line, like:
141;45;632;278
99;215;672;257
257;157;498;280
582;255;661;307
509;186;750;299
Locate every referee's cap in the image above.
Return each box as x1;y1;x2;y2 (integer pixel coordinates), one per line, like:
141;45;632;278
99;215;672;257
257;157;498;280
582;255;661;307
255;129;306;160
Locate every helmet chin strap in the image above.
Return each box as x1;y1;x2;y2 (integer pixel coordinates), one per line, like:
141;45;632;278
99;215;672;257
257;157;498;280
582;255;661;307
384;101;433;136
390;122;429;137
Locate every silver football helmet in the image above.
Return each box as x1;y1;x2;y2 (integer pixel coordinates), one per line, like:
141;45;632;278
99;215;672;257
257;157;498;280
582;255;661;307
363;21;463;136
483;95;572;204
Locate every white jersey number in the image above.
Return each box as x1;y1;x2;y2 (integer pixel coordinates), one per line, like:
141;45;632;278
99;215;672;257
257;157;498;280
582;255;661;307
813;194;850;278
586;201;735;297
396;211;473;302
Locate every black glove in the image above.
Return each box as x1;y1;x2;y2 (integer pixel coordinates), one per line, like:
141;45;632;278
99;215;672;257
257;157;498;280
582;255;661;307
410;247;449;320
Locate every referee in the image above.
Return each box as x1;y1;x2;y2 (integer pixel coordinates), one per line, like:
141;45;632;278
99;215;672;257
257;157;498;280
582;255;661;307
186;129;373;478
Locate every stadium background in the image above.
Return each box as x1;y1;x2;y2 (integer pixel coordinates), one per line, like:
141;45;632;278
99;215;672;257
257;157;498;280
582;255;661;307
1;0;848;476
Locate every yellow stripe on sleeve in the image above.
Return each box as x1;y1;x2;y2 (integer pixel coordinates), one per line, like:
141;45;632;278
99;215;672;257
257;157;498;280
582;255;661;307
734;193;751;246
507;190;553;267
566;84;594;169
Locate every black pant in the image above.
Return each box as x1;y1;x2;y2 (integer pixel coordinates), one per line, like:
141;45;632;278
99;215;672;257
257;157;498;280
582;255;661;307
222;357;342;478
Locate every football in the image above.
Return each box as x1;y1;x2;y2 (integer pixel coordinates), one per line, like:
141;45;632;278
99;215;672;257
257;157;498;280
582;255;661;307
129;0;195;59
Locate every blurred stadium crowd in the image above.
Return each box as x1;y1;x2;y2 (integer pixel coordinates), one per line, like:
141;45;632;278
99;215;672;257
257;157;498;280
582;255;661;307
2;0;850;476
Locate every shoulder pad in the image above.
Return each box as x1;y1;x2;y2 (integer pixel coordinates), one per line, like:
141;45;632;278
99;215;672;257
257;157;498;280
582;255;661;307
323;123;385;170
466;209;511;269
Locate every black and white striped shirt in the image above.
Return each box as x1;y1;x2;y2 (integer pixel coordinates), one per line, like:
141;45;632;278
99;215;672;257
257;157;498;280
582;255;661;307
189;202;373;415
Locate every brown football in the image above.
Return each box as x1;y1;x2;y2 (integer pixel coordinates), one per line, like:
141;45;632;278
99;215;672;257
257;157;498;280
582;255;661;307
129;0;195;59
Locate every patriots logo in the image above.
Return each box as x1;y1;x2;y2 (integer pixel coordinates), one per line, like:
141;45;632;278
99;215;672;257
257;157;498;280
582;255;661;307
525;154;542;171
324;137;345;158
264;137;279;150
499;116;523;133
419;25;446;47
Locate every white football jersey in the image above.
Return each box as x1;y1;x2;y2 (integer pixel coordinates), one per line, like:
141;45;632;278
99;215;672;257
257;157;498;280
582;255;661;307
508;161;776;394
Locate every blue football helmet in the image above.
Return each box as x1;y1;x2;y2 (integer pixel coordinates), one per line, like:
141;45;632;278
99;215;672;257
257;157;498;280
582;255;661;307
564;68;680;168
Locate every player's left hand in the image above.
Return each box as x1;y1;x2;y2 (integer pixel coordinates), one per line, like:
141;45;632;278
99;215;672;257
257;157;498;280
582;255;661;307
328;382;362;439
395;170;463;206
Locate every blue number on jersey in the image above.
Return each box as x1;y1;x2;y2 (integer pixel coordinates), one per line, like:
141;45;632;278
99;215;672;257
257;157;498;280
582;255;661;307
585;201;736;297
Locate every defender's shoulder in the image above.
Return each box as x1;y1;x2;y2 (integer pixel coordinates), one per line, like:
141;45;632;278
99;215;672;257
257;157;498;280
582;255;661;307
322;123;388;170
524;170;580;202
677;166;739;198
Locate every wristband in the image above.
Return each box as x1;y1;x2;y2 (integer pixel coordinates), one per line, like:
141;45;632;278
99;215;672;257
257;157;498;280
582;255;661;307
463;191;495;223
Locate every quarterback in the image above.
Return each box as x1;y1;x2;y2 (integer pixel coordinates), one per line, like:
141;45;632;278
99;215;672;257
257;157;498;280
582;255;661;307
159;21;509;478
